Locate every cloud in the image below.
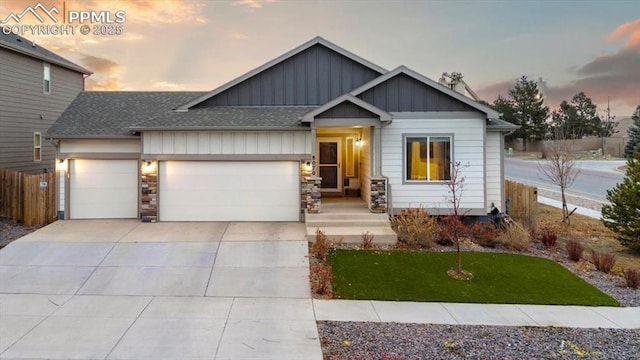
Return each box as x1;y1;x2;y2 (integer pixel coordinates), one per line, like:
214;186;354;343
607;18;640;49
80;54;125;90
64;0;207;25
476;19;640;116
151;81;188;91
229;32;248;40
232;0;277;9
475;80;517;102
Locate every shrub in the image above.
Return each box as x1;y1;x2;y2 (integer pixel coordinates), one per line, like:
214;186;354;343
311;229;330;262
565;239;584;261
590;250;616;273
310;263;333;296
601;152;640;253
361;231;374;249
470;222;499;248
497;223;531;251
391;208;439;249
539;227;558;249
437;215;468;246
623;268;640;289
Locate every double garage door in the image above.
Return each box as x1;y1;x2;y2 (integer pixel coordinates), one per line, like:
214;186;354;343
69;160;300;221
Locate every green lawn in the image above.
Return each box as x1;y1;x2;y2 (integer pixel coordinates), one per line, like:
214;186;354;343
328;250;620;306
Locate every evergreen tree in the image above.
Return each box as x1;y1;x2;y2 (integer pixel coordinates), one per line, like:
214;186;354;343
624;105;640;157
498;76;549;150
550;92;602;139
601;152;640;253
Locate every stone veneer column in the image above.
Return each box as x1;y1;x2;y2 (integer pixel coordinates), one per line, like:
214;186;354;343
370;177;387;213
305;177;322;214
141;161;157;222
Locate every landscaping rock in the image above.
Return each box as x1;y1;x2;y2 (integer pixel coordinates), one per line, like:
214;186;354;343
319;322;640;360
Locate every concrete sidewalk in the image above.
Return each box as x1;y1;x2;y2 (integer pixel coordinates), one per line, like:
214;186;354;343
313;299;640;329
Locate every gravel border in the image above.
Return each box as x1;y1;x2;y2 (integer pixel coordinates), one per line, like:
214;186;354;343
0;217;41;249
318;322;640;360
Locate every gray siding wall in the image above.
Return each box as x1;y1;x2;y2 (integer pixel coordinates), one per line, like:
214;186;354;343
196;44;382;107
0;47;84;174
316;101;378;119
357;73;477;113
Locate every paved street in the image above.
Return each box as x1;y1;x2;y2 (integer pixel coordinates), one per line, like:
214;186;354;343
505;157;625;201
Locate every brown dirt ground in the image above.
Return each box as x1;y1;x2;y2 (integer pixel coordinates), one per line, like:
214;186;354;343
535;204;640;272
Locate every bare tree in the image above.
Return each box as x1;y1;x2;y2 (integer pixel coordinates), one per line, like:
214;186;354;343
443;161;472;279
538;141;580;225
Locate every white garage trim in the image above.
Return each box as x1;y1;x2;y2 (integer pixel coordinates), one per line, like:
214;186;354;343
159;161;300;222
69;159;138;219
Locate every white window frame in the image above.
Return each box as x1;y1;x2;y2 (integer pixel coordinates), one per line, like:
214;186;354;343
34;132;42;162
43;63;51;94
403;134;453;183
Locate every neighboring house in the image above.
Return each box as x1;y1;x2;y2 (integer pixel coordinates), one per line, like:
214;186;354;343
47;37;517;222
0;30;91;174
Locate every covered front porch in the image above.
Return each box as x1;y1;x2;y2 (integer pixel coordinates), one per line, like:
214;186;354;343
301;94;391;216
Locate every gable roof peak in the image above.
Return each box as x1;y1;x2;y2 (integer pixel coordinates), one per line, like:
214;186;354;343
350;65;500;118
175;36;387;110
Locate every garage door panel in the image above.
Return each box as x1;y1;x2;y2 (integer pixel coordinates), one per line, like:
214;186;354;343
159;161;299;222
70;160;138;219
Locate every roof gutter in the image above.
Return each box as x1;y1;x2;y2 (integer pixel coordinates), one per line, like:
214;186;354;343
45;134;139;140
128;126;310;132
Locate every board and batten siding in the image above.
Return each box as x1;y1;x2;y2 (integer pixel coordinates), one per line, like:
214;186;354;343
196;44;382;108
0;47;84;174
143;131;312;155
381;118;485;213
485;132;503;212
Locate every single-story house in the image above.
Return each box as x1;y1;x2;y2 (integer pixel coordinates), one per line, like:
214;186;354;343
47;36;517;222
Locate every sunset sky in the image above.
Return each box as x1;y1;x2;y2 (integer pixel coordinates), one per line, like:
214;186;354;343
2;0;639;117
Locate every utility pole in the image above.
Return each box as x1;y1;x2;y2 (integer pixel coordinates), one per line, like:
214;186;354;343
602;96;612;156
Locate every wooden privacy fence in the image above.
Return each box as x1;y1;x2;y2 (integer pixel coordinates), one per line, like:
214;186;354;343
505;180;538;227
0;169;56;226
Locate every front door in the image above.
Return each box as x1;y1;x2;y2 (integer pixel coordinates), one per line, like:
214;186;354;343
317;137;341;192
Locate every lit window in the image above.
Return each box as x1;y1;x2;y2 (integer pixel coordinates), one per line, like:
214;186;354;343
43;63;50;94
34;132;42;161
405;135;451;181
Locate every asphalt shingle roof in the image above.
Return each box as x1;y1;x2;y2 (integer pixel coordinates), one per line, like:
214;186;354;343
47;92;206;137
131;106;317;130
0;29;91;74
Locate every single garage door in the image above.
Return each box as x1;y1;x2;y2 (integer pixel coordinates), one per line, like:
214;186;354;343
69;159;138;219
159;161;300;221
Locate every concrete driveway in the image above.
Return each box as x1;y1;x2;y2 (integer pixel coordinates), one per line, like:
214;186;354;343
0;220;322;360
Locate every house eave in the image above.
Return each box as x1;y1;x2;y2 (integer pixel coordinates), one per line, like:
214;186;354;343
300;94;392;122
128;126;310;132
0;40;92;75
350;66;501;119
45;134;139;140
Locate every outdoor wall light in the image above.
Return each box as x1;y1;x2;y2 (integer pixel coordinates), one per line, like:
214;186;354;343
142;160;156;174
356;138;363;147
56;158;67;171
304;161;312;172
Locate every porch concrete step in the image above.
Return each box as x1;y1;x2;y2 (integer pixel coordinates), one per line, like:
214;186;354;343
306;226;397;245
305;212;389;221
305;218;390;228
